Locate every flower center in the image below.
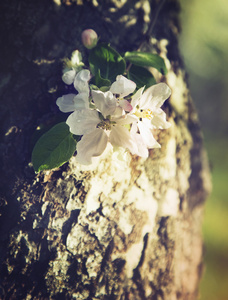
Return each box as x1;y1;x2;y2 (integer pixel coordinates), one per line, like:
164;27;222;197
97;119;116;130
135;108;153;120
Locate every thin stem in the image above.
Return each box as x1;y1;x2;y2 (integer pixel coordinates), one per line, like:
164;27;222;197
126;62;132;73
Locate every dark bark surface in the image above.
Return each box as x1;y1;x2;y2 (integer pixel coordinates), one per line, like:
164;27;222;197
0;1;211;299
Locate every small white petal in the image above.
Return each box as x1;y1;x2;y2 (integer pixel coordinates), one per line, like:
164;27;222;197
75;69;90;81
66;109;100;135
62;69;76;85
56;93;89;112
142;117;153;129
113;114;138;125
112;106;124;117
119;99;132;112
134;136;149;157
129;123;148;157
151;109;171;129
132;134;149;158
138;121;160;149
110;75;136;98
56;94;77;112
73;92;90;109
109;125;138;154
74;69;90;93
92;90;116;117
76;129;108;165
139;83;171;110
131;87;145;110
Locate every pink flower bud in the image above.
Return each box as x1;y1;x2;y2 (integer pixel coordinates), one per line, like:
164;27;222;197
81;29;98;49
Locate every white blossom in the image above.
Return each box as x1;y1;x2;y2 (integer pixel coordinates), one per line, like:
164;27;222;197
130;83;171;154
62;50;84;84
131;83;171;129
57;69;91;113
109;75;136;112
66;90;137;165
56;68;171;164
62;67;90;97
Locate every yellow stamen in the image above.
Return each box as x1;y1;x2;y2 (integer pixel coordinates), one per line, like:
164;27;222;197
135;108;153;120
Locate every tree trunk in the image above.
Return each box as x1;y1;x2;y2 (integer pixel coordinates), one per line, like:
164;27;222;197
0;0;211;299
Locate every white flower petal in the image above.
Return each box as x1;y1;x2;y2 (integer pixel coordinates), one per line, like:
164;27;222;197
138;121;160;149
75;69;90;82
74;92;90;109
129;123;148;157
139;83;171;110
110;75;136;98
113;113;138;125
131;86;145;110
132;135;149;158
76;129;108;165
142;117;153;129
112;106;124;117
74;69;90;94
109;125;137;154
151;109;171;129
91;90;116;117
62;69;76;85
119;99;132;112
56;92;89;113
66;109;100;135
56;94;77;112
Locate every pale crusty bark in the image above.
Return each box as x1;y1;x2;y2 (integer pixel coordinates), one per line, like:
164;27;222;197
0;0;211;299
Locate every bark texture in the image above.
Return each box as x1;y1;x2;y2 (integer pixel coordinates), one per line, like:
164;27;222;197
0;0;211;299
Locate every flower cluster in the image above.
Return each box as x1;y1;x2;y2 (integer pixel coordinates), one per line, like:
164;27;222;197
57;65;171;165
31;29;172;172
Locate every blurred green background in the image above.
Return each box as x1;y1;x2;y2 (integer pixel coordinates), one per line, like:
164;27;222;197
180;0;228;299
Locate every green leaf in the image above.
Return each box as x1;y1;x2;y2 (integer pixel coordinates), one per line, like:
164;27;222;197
124;51;167;75
128;65;156;89
89;43;126;82
93;69;111;88
32;122;76;173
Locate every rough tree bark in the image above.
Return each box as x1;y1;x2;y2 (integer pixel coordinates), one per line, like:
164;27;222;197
0;0;211;299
